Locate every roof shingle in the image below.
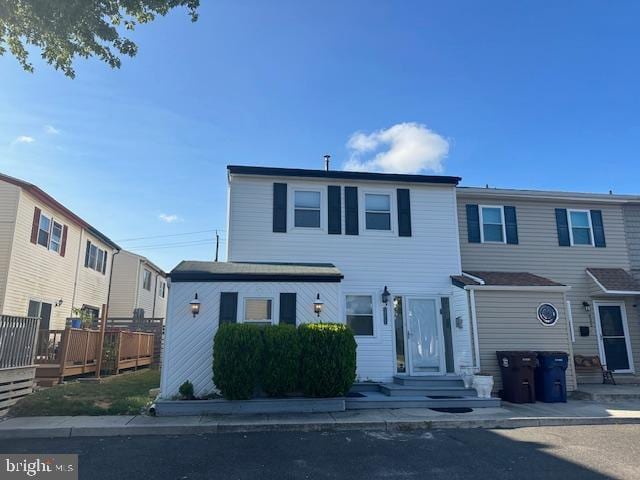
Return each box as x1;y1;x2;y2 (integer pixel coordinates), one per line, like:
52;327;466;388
587;268;640;293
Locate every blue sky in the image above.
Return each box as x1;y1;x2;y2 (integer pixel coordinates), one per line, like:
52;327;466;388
1;1;640;271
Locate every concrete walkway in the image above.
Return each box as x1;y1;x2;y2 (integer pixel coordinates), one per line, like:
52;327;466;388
1;399;639;438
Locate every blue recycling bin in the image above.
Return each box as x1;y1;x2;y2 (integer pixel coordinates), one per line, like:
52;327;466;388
535;352;568;403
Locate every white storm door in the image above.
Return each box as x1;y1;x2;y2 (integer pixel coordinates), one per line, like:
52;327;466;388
406;297;444;375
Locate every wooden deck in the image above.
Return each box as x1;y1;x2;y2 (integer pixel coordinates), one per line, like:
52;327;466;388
35;328;154;384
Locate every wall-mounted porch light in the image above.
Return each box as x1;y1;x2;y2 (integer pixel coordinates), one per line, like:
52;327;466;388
582;301;591;313
313;293;324;317
381;286;390;305
190;293;201;318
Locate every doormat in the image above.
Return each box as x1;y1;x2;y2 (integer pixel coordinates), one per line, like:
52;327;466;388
429;407;473;414
346;392;365;398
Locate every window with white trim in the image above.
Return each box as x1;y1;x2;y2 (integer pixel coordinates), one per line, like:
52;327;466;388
294;190;321;228
365;194;391;230
159;281;166;298
85;241;107;273
49;221;63;253
37;214;51;247
244;298;273;325
142;269;152;290
480;206;505;243
346;295;374;336
569;210;593;246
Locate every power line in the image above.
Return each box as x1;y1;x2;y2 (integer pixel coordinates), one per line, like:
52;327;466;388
116;228;226;243
133;240;226;251
129;237;225;249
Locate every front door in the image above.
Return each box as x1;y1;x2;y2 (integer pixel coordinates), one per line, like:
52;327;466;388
594;302;634;373
406;297;444;375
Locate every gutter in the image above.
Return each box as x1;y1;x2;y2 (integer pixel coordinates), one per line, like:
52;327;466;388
463;285;571;293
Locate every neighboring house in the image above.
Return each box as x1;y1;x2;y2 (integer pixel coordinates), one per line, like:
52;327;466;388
456;187;640;387
0;172;120;329
162;165;472;397
108;250;167;319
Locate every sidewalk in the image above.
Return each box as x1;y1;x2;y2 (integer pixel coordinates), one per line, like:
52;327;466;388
1;399;639;439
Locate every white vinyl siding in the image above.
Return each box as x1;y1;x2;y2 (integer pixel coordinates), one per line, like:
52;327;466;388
227;175;462;382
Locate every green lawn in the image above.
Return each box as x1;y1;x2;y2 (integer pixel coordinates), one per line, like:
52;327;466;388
11;369;160;417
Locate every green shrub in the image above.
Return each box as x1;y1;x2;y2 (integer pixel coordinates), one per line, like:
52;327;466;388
213;324;264;400
178;380;194;400
262;325;301;396
298;323;357;397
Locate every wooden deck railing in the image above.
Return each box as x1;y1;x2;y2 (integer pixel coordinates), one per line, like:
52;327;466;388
0;316;41;414
35;328;154;382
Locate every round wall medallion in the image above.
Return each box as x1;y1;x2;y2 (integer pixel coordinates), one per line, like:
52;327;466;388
537;303;558;326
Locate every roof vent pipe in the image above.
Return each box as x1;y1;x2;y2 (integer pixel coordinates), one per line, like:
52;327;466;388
324;154;331;171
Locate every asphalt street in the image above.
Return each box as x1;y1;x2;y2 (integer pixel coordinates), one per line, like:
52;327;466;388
0;425;638;479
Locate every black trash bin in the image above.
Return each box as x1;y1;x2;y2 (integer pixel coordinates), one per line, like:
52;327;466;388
535;351;568;403
496;351;537;403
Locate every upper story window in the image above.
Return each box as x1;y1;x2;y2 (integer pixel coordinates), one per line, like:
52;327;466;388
85;241;107;274
365;194;391;230
158;281;166;298
244;298;273;326
37;214;51;247
49;221;63;253
346;294;374;336
480;206;506;243
142;269;152;290
294;190;321;228
569;210;593;246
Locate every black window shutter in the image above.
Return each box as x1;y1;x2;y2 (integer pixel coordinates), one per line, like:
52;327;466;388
327;186;342;235
591;210;606;248
555;209;570;246
279;293;297;325
219;292;238;324
504;206;519;245
84;241;91;267
466;204;481;243
273;183;287;233
344;186;359;235
397;188;412;237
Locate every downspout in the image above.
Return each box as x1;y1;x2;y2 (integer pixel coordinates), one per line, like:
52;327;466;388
70;228;85;317
152;271;158;319
133;259;142;314
468;289;481;369
562;291;578;391
106;249;121;325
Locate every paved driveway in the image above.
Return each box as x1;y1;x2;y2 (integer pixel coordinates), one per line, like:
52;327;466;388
0;425;638;479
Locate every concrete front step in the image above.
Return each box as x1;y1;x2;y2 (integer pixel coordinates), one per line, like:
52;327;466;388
346;393;500;410
380;383;477;397
393;375;465;388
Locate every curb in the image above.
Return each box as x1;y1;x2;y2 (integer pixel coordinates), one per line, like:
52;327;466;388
1;416;639;439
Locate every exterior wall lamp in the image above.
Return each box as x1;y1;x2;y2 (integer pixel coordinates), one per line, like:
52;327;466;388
313;293;324;317
382;286;390;325
582;301;591;313
190;293;201;318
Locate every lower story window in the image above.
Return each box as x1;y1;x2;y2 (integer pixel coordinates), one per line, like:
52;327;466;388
346;295;374;336
244;298;273;326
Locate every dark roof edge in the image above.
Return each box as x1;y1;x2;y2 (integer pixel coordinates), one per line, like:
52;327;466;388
227;165;461;185
169;272;344;283
0;172;120;250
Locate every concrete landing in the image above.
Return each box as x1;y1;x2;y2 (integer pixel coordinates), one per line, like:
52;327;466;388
572;384;640;402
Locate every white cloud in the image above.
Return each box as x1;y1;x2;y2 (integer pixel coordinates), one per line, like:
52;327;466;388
13;135;35;144
44;125;60;135
158;213;181;223
344;122;449;174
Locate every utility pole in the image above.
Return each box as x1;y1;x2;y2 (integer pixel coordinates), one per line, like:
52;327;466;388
215;230;220;262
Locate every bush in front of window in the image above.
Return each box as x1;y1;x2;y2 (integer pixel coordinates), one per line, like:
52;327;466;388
298;323;357;397
261;325;301;397
213;324;264;400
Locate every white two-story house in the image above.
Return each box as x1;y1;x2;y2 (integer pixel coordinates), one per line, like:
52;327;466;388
161;165;479;400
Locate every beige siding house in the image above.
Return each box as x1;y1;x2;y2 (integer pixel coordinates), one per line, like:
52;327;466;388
457;187;640;386
108;250;167;319
0;172;119;329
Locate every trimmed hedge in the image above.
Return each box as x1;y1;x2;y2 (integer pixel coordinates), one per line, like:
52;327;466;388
262;325;301;396
298;323;357;397
213;324;263;400
212;323;357;399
